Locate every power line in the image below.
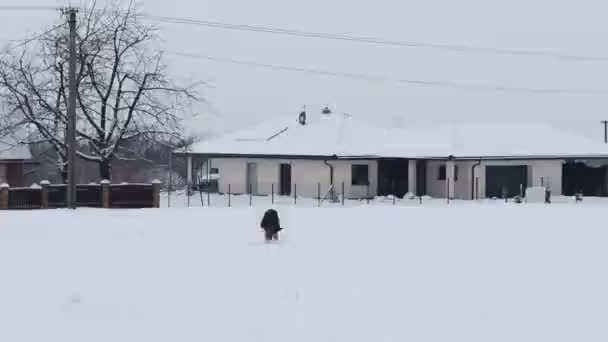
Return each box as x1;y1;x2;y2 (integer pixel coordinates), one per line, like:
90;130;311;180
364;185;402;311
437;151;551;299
4;7;607;62
0;5;58;11
145;15;608;62
165;51;608;95
0;24;64;57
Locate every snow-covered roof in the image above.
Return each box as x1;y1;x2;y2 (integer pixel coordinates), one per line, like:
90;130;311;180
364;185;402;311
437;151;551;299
187;112;608;160
0;131;32;160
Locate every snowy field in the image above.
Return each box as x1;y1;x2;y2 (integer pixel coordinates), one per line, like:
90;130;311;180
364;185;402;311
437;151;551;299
2;203;608;341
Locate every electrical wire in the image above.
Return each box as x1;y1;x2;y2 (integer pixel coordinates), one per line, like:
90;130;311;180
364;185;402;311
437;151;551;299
3;6;608;62
165;51;608;95
0;24;64;57
145;15;608;62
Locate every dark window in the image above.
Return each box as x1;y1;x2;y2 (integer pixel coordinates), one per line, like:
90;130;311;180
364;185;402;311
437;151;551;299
438;165;446;181
352;165;369;186
454;165;459;181
210;168;219;174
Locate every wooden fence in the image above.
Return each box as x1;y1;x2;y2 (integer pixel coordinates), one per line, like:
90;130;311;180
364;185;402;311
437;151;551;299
0;180;161;210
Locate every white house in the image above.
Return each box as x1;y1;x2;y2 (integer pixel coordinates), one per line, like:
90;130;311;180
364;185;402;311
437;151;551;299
179;107;608;200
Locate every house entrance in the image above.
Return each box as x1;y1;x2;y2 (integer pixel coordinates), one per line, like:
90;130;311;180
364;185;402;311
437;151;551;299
246;162;258;194
279;163;292;195
377;159;409;198
562;161;607;196
485;165;528;198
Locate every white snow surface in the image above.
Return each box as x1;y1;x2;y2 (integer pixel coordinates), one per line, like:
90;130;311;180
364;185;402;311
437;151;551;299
2;204;608;342
188;113;608;159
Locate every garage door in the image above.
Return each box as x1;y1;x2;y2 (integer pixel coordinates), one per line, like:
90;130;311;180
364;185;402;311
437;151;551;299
485;166;528;198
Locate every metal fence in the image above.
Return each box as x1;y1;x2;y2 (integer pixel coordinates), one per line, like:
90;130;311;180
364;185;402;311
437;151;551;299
48;185;67;208
0;181;160;210
167;181;429;208
8;187;43;210
110;184;154;208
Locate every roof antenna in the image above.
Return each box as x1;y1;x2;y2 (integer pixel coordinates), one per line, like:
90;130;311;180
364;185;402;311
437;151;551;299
298;105;306;125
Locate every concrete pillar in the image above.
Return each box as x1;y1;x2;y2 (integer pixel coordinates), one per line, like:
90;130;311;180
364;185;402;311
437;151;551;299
0;183;9;209
40;180;50;209
152;179;161;208
408;160;417;196
446;161;456;199
186;155;193;188
101;179;110;208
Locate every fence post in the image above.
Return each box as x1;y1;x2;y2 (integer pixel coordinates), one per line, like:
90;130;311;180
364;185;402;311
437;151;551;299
294;184;297;205
341;182;345;206
392;181;396;205
207;187;211;207
475;177;479;200
249;183;252;207
152;180;161;208
366;184;370;204
317;183;321;207
101;180;110;208
271;183;274;204
0;183;9;209
187;184;191;208
40;180;50;209
228;184;231;208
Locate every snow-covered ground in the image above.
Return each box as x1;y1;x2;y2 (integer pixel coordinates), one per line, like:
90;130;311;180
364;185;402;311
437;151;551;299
2;204;608;341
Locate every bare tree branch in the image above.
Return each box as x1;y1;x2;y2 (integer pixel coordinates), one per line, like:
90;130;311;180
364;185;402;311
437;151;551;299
0;0;201;180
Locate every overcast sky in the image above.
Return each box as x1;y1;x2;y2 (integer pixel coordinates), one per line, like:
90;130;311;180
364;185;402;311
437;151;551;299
2;0;608;141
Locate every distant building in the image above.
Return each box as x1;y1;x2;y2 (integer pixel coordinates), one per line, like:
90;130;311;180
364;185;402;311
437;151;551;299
178;107;608;199
0;132;35;187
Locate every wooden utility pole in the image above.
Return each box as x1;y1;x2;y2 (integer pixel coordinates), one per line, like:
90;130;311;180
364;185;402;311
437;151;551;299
63;7;78;208
602;120;608;144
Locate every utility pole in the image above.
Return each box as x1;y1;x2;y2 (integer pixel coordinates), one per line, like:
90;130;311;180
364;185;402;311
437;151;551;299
602;120;608;144
63;7;78;209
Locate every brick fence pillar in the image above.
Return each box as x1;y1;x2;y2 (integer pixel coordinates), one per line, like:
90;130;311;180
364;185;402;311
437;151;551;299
152;179;161;208
40;180;50;209
101;180;110;208
0;183;9;209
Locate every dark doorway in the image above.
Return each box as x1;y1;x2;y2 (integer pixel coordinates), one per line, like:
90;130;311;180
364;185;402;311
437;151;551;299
279;163;292;195
416;160;427;196
562;162;607;196
485;165;528;198
377;159;409;197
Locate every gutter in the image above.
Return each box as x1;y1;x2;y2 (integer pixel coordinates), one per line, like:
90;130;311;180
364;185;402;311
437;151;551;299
471;159;482;200
323;159;335;188
323;155;338;201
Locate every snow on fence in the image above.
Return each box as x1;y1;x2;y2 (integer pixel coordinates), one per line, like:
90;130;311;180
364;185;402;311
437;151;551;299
0;181;161;210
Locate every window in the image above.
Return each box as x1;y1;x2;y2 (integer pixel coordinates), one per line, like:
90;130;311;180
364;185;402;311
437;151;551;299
351;164;369;186
210;168;219;174
438;165;446;181
454;165;459;181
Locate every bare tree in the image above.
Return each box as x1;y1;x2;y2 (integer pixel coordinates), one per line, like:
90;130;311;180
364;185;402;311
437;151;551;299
0;2;199;181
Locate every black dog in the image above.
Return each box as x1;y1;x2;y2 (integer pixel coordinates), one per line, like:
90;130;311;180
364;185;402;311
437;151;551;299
260;209;283;241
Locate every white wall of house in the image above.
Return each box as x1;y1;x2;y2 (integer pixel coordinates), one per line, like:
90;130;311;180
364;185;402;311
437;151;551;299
425;160;471;199
211;157;564;200
211;158;378;199
426;159;563;199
